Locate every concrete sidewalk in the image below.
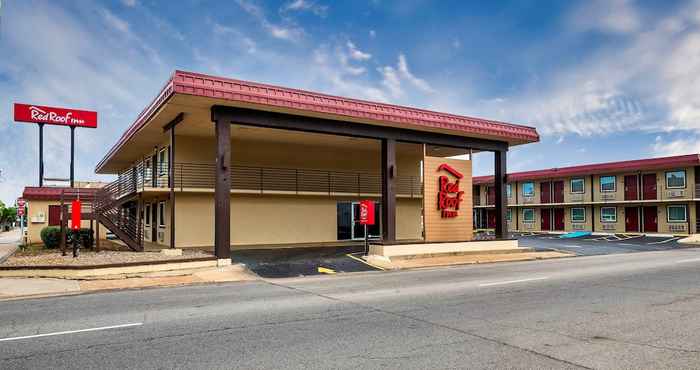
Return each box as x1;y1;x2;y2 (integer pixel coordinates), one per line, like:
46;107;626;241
0;228;20;264
0;265;258;300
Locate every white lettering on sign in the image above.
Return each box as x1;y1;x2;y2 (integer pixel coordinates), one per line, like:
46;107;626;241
29;106;86;126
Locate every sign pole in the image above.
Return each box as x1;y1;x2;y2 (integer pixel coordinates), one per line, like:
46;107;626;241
70;126;75;188
38;123;44;187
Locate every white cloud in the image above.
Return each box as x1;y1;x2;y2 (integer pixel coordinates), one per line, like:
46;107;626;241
379;66;403;98
569;0;641;34
236;0;304;42
102;9;130;34
397;54;435;93
369;30;376;38
282;0;328;17
122;0;137;7
651;135;700;156
346;41;371;61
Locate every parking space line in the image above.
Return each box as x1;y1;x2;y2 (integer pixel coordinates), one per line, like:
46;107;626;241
675;257;700;264
479;277;549;287
647;237;680;245
346;253;386;271
0;323;143;342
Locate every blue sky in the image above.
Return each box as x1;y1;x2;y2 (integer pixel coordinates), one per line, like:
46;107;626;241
2;0;700;204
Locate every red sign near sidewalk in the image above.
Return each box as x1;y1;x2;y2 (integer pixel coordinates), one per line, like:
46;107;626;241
13;103;98;128
71;200;82;230
359;200;375;225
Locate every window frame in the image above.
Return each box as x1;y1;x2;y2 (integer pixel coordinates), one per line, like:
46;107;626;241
599;175;616;193
522;208;535;223
665;170;686;189
571;207;586;223
570;178;585;194
145;203;151;226
506;208;512;222
522;182;535;197
666;204;687;223
158;201;166;228
600;207;617;223
158;147;168;176
506;184;512;198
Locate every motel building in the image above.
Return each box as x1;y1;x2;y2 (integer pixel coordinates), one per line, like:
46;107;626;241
90;70;539;262
472;154;700;235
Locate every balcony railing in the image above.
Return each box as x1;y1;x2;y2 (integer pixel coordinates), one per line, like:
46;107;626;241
119;162;422;198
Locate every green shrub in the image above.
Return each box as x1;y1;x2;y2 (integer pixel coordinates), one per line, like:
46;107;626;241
40;226;62;249
40;227;94;249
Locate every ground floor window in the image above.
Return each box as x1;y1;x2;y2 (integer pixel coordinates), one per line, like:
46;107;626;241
158;201;166;228
600;207;617;222
523;208;535;222
506;208;512;222
667;205;687;222
145;204;151;226
337;202;380;240
571;207;586;222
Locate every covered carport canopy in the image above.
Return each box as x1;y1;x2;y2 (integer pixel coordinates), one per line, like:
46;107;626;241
95;70;540;259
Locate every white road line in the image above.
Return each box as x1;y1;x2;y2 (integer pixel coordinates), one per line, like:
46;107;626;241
617;243;638;246
562;245;583;248
675;258;700;264
0;322;143;343
647;237;680;245
479;277;549;287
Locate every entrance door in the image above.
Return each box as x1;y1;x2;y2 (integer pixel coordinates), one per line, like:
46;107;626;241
486;209;496;229
642;174;657;200
553;208;565;231
151;204;157;242
553;181;564;203
624;175;638;201
625;207;639;232
643;206;658;232
540;182;551;203
541;208;551;231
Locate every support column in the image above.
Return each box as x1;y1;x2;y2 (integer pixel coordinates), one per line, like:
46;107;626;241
70;126;75;188
169;127;176;249
213;113;231;261
39;123;44;187
151;148;157;187
381;138;396;243
494;149;508;239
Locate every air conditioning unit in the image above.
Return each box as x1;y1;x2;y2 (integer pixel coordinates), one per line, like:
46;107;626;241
158;230;165;243
522;196;534;204
602;224;616;231
572;223;586;230
144;229;151;240
523;222;534;230
669;224;687;233
666;190;685;198
570;194;584;202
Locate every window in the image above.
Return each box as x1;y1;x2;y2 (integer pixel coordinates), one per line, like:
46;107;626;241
506;184;512;198
600;207;617;223
667;205;687;223
666;170;686;189
522;182;534;197
507;208;512;222
570;178;585;194
144;159;152;180
571;207;586;223
145;204;151;226
158;201;166;228
158;147;168;176
600;176;616;192
523;208;535;222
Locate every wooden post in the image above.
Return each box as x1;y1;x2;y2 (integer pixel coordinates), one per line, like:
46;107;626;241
494;149;508;239
212;109;232;260
95;220;100;251
381;138;396;243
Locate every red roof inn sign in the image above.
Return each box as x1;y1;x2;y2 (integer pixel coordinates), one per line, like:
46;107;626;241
13;103;98;187
13;104;97;128
437;163;465;218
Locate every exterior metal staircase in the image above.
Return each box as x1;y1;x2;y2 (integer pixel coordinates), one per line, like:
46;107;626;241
93;169;143;251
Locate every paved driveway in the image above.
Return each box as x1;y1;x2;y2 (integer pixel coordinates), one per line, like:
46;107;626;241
516;232;686;256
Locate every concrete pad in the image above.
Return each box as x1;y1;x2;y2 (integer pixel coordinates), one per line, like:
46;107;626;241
0;278;80;298
366;251;571;270
160;248;183;256
369;239;522;260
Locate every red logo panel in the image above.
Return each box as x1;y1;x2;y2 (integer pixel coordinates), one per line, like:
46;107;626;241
437;164;464;218
14;103;97;128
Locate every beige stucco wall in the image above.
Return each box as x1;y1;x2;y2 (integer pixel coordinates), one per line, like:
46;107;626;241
165;193;422;248
24;200;107;246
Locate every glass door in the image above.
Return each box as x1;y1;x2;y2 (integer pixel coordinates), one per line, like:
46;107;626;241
337;201;381;240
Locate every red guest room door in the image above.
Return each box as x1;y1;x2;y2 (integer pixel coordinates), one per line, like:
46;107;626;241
553;181;564;203
553;208;565;231
625;207;639;232
624;175;638;200
541;209;551;231
540;182;551;203
642;174;657;200
643;206;658;232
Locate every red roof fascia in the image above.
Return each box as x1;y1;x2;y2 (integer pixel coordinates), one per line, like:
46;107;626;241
171;70;539;143
96;70;539;173
22;187;97;201
472;154;700;185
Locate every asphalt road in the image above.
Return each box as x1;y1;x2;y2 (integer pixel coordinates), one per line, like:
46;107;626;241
3;248;700;369
518;233;684;256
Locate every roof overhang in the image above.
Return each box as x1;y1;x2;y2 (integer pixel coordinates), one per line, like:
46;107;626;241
96;70;540;174
473;154;700;185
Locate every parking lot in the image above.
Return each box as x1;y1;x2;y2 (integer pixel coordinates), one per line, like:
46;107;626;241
516;232;686;256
